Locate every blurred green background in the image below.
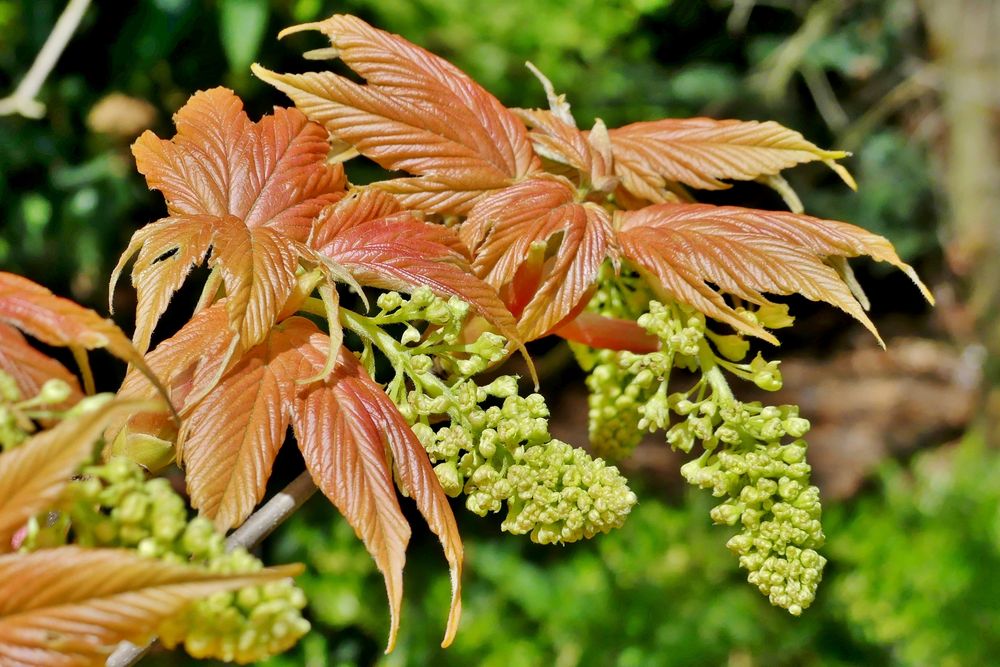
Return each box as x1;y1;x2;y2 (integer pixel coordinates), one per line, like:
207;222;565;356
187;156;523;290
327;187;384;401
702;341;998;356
2;0;998;665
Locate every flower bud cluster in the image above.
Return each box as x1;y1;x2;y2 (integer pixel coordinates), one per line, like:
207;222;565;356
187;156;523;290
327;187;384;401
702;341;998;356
407;376;636;544
679;401;825;615
584;349;649;460
572;294;825;615
375;288;507;378
0;371;74;451
58;458;309;663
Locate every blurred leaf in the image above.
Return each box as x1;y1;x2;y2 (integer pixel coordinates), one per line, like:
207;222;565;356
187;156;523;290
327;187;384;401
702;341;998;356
219;0;269;74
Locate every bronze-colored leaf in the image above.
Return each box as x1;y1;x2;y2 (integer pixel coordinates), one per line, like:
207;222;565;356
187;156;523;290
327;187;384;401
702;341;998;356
616;203;932;344
0;546;300;666
118;88;345;351
0;273;166;400
607;117;854;203
289;326;463;650
461;177;613;340
0;324;82;407
314;190;523;351
253;15;539;214
179;318;317;530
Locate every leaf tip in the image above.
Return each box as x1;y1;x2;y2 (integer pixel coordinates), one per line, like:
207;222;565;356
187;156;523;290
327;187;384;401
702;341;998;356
824;158;857;191
277;21;327;40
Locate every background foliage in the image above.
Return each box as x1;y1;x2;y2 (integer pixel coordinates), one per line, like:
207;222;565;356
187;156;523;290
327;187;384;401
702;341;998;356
2;0;995;665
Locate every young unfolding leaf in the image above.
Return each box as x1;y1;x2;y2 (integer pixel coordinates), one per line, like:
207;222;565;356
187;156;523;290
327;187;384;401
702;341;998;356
116;88;346;351
178;317;315;530
253;14;540;214
0;547;300;666
605;118;855;204
172;315;461;649
616;203;932;344
0;324;82;406
0;273;164;397
314;189;523;348
0;398;160;552
291;341;462;650
512;109;616;192
460;177;613;340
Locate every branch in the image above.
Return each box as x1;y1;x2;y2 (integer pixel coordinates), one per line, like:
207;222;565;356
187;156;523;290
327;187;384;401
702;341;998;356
0;0;92;118
104;471;318;667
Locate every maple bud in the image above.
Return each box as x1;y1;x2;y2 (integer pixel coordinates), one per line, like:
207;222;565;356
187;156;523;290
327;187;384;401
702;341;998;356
0;371;21;403
30;378;73;406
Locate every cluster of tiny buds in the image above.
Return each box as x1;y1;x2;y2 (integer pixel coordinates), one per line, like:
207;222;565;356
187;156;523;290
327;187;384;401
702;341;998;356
55;458;309;663
583;349;649;460
0;372;74;450
680;408;825;615
376;288;507;378
407;374;636;544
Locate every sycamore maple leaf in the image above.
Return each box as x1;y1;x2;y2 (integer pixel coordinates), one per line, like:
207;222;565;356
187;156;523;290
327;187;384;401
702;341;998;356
459;176;613;341
605;117;856;204
252;14;540;215
112;87;347;353
0;324;82;407
0;547;299;667
614;203;933;345
312;188;524;346
119;311;461;650
0;273;164;398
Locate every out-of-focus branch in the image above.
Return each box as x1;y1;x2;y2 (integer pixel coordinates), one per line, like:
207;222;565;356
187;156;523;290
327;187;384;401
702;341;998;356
918;0;1000;433
0;0;92;118
104;471;318;667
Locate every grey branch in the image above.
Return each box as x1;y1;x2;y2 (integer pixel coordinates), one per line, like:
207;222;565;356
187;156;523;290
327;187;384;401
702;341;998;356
0;0;92;118
104;471;318;667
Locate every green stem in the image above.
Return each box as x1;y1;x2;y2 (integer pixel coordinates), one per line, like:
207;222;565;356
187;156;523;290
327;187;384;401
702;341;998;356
698;342;734;403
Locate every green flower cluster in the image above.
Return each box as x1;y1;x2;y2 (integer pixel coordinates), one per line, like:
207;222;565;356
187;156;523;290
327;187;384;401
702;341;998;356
572;263;657;460
409;377;636;545
362;287;508;385
354;288;637;545
0;371;73;450
680;405;825;615
584;350;648;460
576;296;826;614
57;458;309;664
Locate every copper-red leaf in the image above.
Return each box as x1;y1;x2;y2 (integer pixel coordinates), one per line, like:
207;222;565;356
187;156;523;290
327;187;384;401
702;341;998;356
616;203;931;344
0;547;300;666
461;177;613;340
0;273;165;399
288;323;463;650
314;191;523;349
179;318;316;530
120;88;345;350
253;15;539;214
607;117;854;203
0;324;82;406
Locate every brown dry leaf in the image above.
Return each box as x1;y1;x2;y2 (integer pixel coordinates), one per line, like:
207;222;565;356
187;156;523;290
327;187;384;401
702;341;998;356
616;203;932;344
607;117;854;203
0;398;158;552
0;546;300;666
253;14;539;214
461;177;613;341
115;88;346;352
